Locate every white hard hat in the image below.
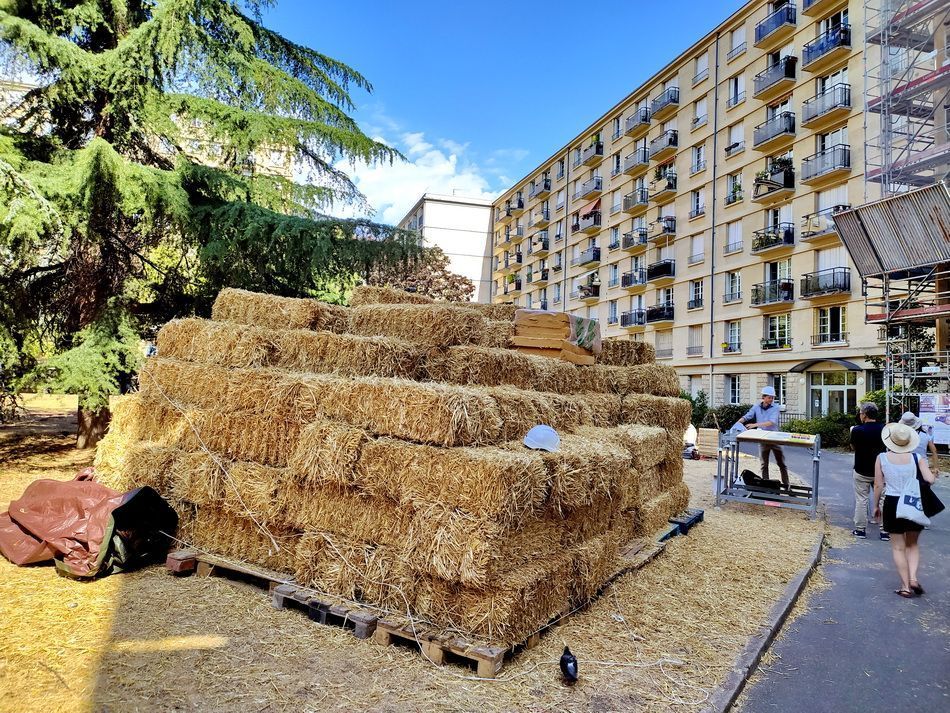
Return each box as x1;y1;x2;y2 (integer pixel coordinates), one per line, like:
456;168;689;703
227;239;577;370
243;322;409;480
523;425;560;452
761;386;776;397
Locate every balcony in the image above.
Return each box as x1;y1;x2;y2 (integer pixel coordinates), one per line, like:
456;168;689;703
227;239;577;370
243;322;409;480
607;313;619;325
691;158;707;174
646;259;675;284
723;240;743;255
621;309;646;329
622;227;648;252
649;216;677;242
800;267;851;298
727;42;747;62
551;261;563;273
538;300;549;311
571;246;601;267
608;234;621;250
723;341;742;353
753;56;797;101
646;303;675;324
621;268;647;291
656;348;674;359
751;279;794;308
803;0;837;15
649;130;678;161
529;208;550;229
570;284;601;303
625;106;652;138
687;298;704;310
622;147;650;176
802;25;851;74
528;235;550;258
622;188;649;215
572;211;602;234
497;205;513;224
528;178;551;200
726;91;746;109
801;144;851;185
751;223;795;254
688;251;704;264
802;83;852;130
505;225;525;244
811;332;849;346
761;337;792;351
508;195;525;215
578;141;605;167
503;278;523;297
687;344;704;356
725;187;743;206
725;140;745;158
801;204;850;243
500;252;523;273
689;206;706;220
573;176;603;201
754;4;796;50
753;111;796;152
752;166;795;204
651;87;680;120
527;267;550;286
649;172;677;203
724;290;742;304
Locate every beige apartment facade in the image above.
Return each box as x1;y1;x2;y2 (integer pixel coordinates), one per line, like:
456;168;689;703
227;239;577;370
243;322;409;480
490;0;899;417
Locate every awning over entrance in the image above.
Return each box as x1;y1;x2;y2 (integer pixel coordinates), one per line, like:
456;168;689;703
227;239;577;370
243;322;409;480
788;358;863;373
580;199;600;216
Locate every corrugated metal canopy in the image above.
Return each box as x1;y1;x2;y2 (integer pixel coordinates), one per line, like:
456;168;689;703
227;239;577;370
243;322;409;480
832;183;950;278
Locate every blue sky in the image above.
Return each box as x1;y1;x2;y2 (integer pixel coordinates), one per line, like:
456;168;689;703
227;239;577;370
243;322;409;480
261;1;744;223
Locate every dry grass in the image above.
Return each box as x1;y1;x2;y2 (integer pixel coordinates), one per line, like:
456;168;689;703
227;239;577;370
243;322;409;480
349;285;434;307
348;303;487;347
212;288;348;332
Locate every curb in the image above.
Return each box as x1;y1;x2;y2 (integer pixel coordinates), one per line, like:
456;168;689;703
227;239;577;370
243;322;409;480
701;526;826;713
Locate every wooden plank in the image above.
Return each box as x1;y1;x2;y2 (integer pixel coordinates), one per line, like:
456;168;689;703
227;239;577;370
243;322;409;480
514;324;570;337
558;349;596;366
513;310;571;327
511;335;570;350
512;346;561;358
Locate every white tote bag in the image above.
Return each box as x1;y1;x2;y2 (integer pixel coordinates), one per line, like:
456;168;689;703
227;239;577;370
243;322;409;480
895;475;931;527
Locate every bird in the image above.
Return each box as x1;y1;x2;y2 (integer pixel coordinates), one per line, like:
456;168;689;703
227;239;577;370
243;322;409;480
559;645;578;685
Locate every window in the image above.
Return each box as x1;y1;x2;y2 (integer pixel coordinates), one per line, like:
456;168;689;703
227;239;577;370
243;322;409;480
692;96;708;128
725;271;742;301
553;283;561;303
818;126;848;152
726;219;743;252
692;144;706;173
816;245;847;271
608;299;619;323
765;258;792;281
727;172;743;203
557;159;565;179
726;320;741;349
728;375;742;405
727;74;745;107
659;286;673;306
611;189;621;213
612;116;622;140
726;122;744;155
730;26;747;57
771;374;787;405
609;226;620;249
818;66;849;93
816;305;847;343
655;329;673;358
694;53;709;83
690;234;704;263
690;190;705;218
526;293;533;309
556;189;566;210
609;262;620;286
689;279;704;307
555;219;564;241
688;325;703;354
611;152;621;176
766;313;791;347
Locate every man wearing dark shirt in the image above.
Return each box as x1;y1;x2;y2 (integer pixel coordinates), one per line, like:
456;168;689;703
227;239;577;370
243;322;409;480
850;402;886;539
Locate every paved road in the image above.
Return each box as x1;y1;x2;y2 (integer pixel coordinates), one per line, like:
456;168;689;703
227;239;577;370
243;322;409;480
734;443;950;713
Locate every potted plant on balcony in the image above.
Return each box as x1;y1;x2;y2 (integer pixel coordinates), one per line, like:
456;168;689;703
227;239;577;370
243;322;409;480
721;341;730;351
506;273;516;284
729;182;742;203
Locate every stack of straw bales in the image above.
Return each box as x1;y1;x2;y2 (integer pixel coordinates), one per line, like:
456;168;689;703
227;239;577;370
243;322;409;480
96;287;689;645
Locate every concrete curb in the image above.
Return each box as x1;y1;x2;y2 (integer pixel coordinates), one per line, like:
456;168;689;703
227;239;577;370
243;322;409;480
701;527;826;713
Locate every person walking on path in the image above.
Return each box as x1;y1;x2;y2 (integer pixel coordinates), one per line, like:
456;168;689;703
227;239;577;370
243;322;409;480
850;402;887;539
873;422;937;598
900;411;940;473
738;386;789;489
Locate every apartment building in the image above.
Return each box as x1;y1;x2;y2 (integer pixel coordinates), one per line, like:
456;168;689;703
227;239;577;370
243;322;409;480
490;0;920;417
398;193;494;302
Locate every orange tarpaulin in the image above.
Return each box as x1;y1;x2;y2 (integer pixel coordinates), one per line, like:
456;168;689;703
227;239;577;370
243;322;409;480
580;199;600;217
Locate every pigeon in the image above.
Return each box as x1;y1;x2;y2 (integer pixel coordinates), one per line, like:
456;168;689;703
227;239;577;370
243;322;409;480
559;645;578;685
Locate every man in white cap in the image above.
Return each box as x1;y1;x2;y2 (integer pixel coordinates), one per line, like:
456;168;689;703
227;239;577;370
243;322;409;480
738;385;789;489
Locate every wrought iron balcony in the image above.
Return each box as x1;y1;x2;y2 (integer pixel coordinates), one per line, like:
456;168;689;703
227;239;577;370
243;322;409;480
727;42;746;61
625;106;651;136
650;216;677;240
505;225;525;242
574;175;603;201
753;56;797;98
502;252;523;270
723;341;741;353
649;130;678;160
801;267;851;298
551;261;563;272
755;4;796;48
687;298;704;310
691;158;707;174
811;332;848;346
752;166;795;203
725;141;745;158
687;344;704;355
751;223;795;253
688;252;705;264
724;290;742;303
527;267;550;284
650;173;677;202
801;204;850;241
646;259;675;282
621;310;646;328
529;208;550;228
802;83;851;128
801;144;851;183
621;268;647;288
528;235;550;257
607;312;619;325
608;235;621;250
753;112;795;150
570;284;601;301
761;337;792;350
646;303;675;323
651;87;680;119
689;206;706;219
623;147;650;175
577;141;604;167
622;227;648;250
802;25;851;71
571;246;601;267
623;188;649;213
571;211;602;234
725;187;743;206
723;241;743;255
751;279;794;306
656;348;674;359
528;178;551;199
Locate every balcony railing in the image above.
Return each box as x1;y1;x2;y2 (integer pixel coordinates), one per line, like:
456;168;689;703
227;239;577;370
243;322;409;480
651;216;677;238
623;147;650;173
724;290;742;303
752;223;795;252
751;279;794;306
571;211;602;233
651;87;680;116
625;106;651;134
801;204;850;239
689;206;706;219
621;268;647;288
802;83;851;125
527;267;550;284
621;310;646;328
656;348;674;359
571;246;601;266
528;178;551;199
650;173;677;199
504;279;522;295
688;252;705;264
570;284;601;300
608;235;621;250
623;188;649;212
725;188;743;206
552;262;563;272
811;332;849;346
723;341;741;353
753;112;795;148
753;56;797;96
726;91;746;108
646;303;675;323
687;298;704;310
761;337;792;350
802;25;851;68
646;259;675;281
528;237;550;255
623;227;648;249
687;344;704;355
725;141;745;157
752;166;795;200
755;4;796;45
649;130;678;159
802;144;851;182
801;267;851;297
724;241;743;255
502;252;523;269
727;42;746;61
505;225;525;241
577;141;604;166
574;176;603;200
528;208;550;228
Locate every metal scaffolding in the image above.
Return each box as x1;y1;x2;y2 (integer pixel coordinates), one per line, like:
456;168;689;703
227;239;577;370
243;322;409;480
864;0;950;197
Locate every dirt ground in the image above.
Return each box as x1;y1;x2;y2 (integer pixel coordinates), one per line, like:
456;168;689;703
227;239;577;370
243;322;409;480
0;412;824;713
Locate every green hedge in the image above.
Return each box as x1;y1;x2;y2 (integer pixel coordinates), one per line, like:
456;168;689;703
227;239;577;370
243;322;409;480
785;411;857;447
679;389;709;428
702;404;754;432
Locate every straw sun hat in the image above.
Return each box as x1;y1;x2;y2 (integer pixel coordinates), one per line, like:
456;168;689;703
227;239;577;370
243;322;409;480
881;422;920;454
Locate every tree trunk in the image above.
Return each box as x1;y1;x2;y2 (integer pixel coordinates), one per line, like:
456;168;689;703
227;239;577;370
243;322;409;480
77;407;111;449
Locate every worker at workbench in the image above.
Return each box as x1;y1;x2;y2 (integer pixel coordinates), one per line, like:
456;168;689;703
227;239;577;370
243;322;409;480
738;386;790;490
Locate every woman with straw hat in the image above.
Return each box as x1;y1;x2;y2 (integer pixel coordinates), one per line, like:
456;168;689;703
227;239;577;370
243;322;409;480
873;422;937;598
899;411;940;474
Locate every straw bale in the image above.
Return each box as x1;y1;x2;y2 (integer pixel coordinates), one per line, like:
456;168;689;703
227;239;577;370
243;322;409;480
94;441;177;494
356;438;549;524
539;433;631;513
446;301;519;321
555;491;623;542
487;386;594;439
634;482;691;537
212;288;347;332
597;339;656;367
157;318;276;368
138;358;232;411
621;393;692;434
575;424;668;471
570;532;621;603
424;346;574;394
347;303;487;347
577;391;624;427
288;419;368;488
349;285;433;307
169;450;224;505
190;506;301;574
573;363;680;397
475;319;515;349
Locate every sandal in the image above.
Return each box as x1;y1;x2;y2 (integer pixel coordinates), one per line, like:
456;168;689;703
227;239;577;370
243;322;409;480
895;588;915;598
909;581;925;595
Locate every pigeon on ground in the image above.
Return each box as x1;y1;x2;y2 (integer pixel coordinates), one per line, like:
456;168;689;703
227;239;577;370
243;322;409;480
559;645;578;685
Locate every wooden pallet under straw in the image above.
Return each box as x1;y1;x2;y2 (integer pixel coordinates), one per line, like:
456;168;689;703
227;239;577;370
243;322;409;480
164;528;680;678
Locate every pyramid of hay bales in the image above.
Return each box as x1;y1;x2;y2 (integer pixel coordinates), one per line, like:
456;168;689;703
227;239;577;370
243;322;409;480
95;286;690;645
